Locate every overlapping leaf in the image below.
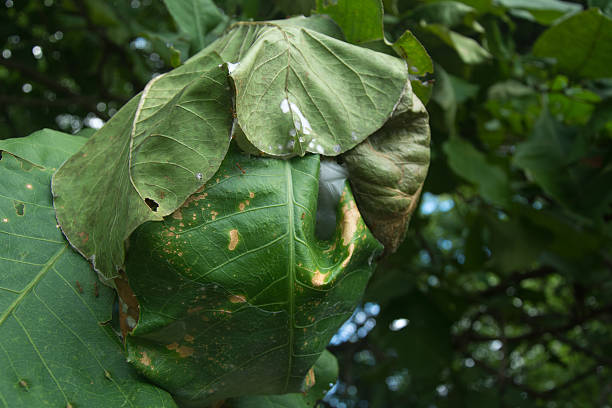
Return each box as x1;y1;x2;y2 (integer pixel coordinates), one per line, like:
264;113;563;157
202;17;408;157
52;52;234;283
121;147;382;406
343;82;431;253
0;130;177;408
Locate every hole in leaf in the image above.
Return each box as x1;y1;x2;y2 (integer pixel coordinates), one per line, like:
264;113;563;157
145;198;159;212
13;201;25;216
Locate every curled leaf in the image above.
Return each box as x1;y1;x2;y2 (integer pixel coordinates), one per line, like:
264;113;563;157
205;17;408;157
343;82;431;254
52;52;234;282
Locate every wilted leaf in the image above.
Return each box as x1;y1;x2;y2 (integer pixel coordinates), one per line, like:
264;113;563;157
209;18;408;157
533;9;612;79
122;147;382;406
343;83;431;254
0;130;176;408
228;350;338;407
52;52;234;282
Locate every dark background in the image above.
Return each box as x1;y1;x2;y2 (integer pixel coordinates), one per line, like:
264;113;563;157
2;1;612;406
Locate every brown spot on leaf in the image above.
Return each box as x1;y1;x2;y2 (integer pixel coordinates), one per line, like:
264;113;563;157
188;306;203;314
177;345;194;358
229;294;246;303
184;334;195;343
341;201;359;246
239;202;245;211
341;243;355;268
249;191;255;198
311;270;330;286
211;210;218;220
228;229;239;250
166;342;179;351
114;272;140;339
78;231;89;244
304;368;316;389
172;208;183;220
140;351;151;366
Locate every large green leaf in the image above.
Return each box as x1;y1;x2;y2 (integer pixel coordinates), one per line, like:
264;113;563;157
0;130;176;408
533;9;612;79
52;52;234;283
122;147;383;406
208;18;408;157
343;83;431;254
228;350;338;407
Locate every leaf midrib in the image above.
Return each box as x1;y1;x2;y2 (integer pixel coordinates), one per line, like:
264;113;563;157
0;245;67;325
284;160;296;392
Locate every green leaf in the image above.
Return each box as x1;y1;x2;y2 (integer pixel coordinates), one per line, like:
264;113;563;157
213;19;408;157
0;130;176;408
52;52;234;282
443;137;511;206
315;0;384;44
122;147;383;406
343;84;431;254
410;1;480;29
228;350;338;407
315;0;433;74
533;9;612;79
589;0;612;17
163;0;228;51
418;23;491;65
497;0;581;25
392;30;434;77
513;110;588;210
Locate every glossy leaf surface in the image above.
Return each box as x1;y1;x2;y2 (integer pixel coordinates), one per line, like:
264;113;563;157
0;130;177;408
123;147;382;406
52;53;234;282
343;84;430;253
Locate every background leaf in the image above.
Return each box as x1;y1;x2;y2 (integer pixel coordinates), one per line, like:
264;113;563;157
533;9;612;79
163;0;228;52
0;130;176;408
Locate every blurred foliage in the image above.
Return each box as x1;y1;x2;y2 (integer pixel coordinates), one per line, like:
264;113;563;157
2;0;612;407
